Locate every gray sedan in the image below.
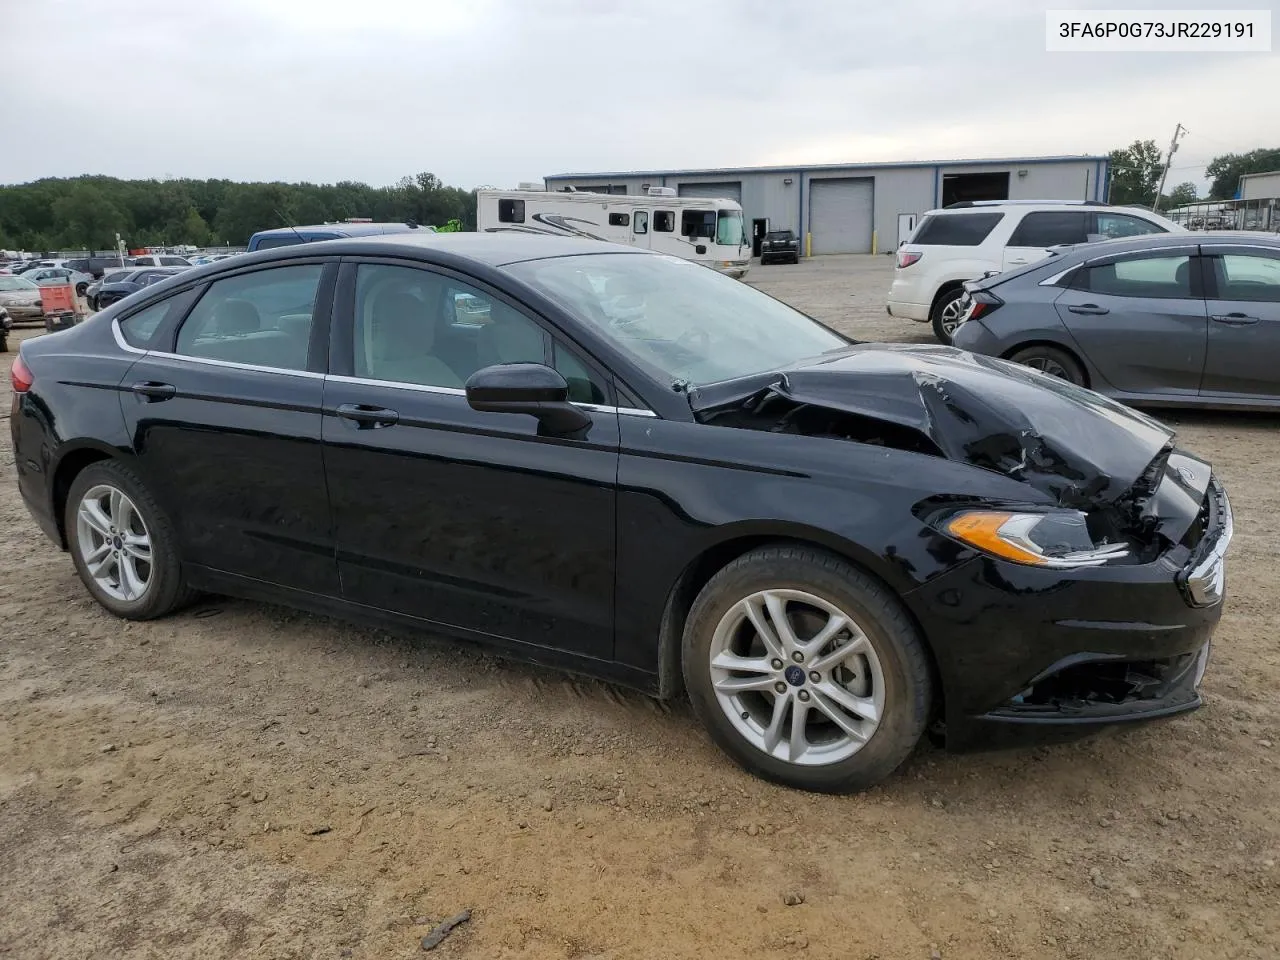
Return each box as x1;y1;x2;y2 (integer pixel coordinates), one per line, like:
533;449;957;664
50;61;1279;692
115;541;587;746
0;275;44;320
952;232;1280;410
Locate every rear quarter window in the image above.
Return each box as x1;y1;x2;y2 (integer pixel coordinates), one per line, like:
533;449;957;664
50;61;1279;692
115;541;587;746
912;213;1005;246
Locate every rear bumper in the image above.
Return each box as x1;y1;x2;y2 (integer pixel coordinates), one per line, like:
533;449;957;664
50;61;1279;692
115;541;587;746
905;478;1231;750
886;298;929;322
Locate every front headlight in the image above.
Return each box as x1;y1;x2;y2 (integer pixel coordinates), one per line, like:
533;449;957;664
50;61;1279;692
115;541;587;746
945;510;1130;568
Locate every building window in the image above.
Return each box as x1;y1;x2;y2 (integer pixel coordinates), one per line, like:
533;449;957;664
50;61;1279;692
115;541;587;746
608;212;630;227
654;211;674;232
498;199;525;223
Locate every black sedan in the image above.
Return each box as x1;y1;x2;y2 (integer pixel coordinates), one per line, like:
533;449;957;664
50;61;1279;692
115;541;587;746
953;232;1280;408
760;229;800;264
10;234;1230;793
90;266;188;311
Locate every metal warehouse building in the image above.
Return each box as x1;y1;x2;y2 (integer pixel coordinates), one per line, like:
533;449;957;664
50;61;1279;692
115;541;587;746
544;155;1110;256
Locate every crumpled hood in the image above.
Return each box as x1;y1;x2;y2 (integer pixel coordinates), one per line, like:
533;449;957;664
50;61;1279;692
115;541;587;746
690;344;1174;508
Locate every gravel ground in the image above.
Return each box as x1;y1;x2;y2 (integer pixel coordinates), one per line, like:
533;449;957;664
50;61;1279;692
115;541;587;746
2;257;1278;960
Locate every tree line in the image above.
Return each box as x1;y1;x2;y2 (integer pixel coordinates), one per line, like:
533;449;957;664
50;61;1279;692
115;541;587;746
1107;142;1280;209
0;172;478;252
3;144;1278;252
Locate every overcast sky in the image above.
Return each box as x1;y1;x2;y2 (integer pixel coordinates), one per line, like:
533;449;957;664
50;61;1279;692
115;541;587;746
2;0;1276;190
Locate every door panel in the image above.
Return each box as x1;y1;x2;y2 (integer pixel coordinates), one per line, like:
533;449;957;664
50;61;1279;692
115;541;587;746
1053;250;1207;395
120;261;338;592
321;380;619;658
121;356;336;591
1201;249;1280;398
321;258;621;659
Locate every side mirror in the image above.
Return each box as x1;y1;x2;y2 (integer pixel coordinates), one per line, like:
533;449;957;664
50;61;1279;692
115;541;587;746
465;363;592;437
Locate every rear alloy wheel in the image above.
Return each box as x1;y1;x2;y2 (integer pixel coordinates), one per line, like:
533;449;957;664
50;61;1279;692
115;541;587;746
930;289;967;344
683;546;932;793
65;460;197;620
1009;345;1086;386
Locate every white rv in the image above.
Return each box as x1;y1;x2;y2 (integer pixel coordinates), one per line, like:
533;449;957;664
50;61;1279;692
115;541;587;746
476;186;750;278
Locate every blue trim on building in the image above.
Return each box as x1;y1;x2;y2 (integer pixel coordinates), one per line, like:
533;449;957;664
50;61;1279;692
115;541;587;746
933;166;940;208
546;155;1110;181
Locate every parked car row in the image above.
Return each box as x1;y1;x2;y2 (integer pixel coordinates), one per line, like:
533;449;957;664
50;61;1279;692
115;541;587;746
887;200;1182;344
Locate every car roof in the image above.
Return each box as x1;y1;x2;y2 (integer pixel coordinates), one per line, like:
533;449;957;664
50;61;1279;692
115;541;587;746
249;222;425;239
1060;231;1280;258
925;201;1159;217
238;232;645;269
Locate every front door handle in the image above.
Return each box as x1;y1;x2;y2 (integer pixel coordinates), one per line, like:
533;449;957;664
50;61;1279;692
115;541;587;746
335;403;398;428
130;381;176;401
1211;312;1260;325
1067;303;1110;316
1007;258;1029;265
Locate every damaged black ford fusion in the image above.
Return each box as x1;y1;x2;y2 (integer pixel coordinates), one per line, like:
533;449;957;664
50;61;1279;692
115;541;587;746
14;236;1229;795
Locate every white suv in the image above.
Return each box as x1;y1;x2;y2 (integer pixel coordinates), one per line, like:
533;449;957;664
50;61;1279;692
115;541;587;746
886;201;1183;343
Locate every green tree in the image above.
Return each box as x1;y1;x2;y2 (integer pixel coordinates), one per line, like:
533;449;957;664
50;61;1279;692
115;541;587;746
1107;140;1164;207
1205;147;1280;200
51;182;131;250
1160;181;1198;210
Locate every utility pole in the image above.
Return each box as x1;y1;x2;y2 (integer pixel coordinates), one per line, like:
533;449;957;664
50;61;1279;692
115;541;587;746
1152;123;1185;212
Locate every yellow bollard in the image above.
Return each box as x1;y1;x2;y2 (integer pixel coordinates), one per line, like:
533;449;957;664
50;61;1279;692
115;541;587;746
871;230;878;256
805;232;812;258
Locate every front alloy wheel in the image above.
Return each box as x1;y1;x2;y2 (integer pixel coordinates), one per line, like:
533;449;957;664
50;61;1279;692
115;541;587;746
683;546;932;793
709;589;884;766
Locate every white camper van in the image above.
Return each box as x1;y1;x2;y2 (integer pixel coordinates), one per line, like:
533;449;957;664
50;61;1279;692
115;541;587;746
476;186;751;279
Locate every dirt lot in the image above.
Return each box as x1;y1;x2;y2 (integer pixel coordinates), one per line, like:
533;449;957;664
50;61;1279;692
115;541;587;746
2;256;1278;960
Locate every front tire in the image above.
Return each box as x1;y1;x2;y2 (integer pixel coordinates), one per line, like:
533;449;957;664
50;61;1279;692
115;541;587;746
682;546;932;793
65;460;196;620
930;288;967;344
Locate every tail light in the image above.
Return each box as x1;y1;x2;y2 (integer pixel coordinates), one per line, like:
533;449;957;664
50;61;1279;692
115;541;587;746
11;353;34;393
966;290;1003;322
897;250;923;269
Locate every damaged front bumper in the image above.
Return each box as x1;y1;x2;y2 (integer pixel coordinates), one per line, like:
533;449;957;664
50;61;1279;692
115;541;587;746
906;476;1231;751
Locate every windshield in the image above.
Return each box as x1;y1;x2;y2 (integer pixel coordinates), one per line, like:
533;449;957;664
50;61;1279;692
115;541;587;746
507;253;846;387
0;276;38;290
717;210;745;247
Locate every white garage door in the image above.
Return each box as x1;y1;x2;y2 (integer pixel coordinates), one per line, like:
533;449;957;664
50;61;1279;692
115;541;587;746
677;181;742;203
809;178;873;254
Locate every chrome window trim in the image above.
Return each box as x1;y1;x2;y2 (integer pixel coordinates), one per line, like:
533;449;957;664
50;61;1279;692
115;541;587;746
1197;243;1280;256
325;374;657;417
112;317;325;379
114;319;658;416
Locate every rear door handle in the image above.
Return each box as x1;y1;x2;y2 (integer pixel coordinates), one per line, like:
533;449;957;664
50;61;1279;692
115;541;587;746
1007;258;1029;265
1067;303;1109;316
1211;312;1260;325
130;381;176;401
335;402;398;428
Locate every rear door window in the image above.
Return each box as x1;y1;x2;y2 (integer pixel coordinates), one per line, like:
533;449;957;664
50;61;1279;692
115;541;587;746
1211;253;1280;302
912;213;1004;246
1007;211;1090;247
1079;254;1194;299
175;265;323;371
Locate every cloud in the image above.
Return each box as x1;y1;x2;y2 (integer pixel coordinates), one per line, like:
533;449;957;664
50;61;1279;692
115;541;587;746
0;0;1273;190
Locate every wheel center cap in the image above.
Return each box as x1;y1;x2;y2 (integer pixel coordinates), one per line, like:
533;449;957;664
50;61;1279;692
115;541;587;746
783;665;805;687
111;535;123;550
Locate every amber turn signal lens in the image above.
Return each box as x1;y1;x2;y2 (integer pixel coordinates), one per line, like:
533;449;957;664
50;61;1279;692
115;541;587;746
945;512;1048;566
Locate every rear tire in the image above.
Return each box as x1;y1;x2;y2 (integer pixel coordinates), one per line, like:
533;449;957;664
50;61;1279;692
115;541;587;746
1008;345;1086;386
930;288;966;344
65;460;197;620
682;545;932;793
